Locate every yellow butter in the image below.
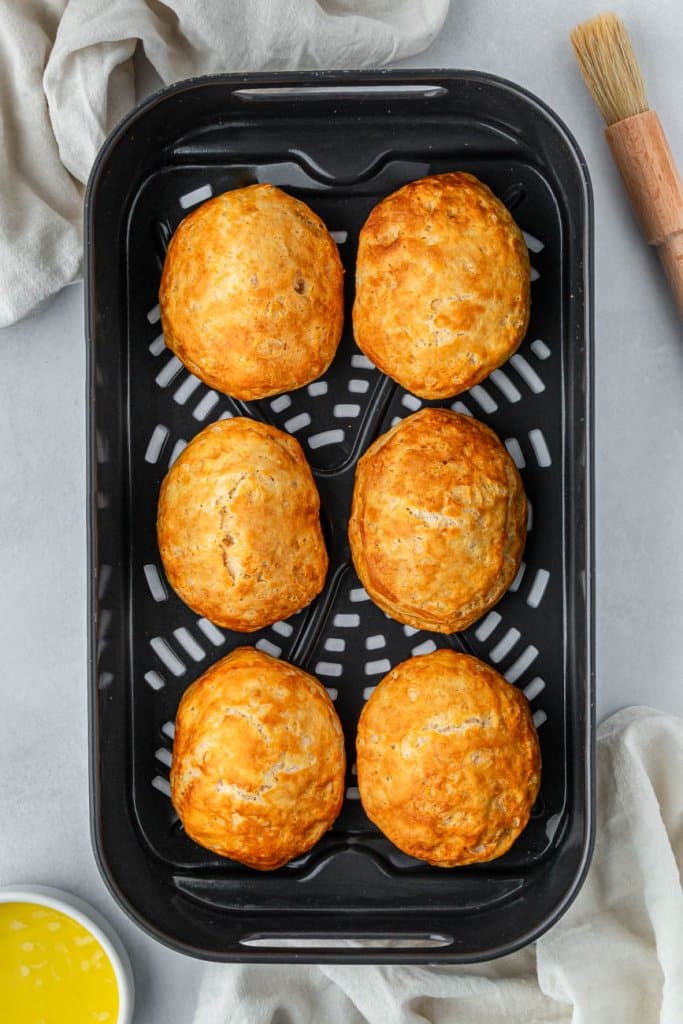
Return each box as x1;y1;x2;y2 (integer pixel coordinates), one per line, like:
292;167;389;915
0;902;119;1023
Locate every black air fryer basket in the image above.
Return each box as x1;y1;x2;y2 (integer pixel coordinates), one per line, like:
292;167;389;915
85;70;594;963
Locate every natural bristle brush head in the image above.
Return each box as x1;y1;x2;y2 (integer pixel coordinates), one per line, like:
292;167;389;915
570;12;649;126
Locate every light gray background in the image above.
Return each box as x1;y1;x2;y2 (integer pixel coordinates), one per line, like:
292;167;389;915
1;1;681;1021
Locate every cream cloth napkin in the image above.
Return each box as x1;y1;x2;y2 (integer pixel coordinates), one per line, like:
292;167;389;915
0;0;449;328
194;707;683;1024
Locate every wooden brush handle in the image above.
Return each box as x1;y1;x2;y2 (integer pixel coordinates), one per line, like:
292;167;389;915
606;109;683;315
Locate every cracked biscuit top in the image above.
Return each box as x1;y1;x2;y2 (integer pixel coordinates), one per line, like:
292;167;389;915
157;417;328;631
171;647;345;869
353;172;530;399
349;408;527;633
356;650;541;867
159;184;344;401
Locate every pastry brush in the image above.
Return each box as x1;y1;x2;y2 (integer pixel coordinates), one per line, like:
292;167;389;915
571;12;683;315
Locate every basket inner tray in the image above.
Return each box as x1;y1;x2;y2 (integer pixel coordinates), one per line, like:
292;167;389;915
124;152;567;909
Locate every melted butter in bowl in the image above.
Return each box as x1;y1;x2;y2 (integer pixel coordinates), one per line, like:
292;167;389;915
0;890;132;1024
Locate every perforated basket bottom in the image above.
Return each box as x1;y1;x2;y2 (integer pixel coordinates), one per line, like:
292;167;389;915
112;153;568;895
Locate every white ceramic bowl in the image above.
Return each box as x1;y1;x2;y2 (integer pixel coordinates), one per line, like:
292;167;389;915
0;884;134;1024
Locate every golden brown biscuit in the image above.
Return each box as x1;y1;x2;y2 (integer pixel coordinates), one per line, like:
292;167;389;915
159;184;344;400
157;418;328;631
353;172;530;399
349;408;527;633
171;647;346;869
357;649;541;867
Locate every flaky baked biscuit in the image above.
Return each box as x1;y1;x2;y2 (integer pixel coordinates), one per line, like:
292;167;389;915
349;408;527;633
159;184;344;400
353;172;530;399
157;418;327;631
357;649;541;867
171;647;346;869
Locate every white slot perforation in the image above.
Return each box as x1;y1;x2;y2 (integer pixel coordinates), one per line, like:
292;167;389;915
529;428;552;467
147;304;161;324
334;613;360;628
331;230;348;243
173;627;205;662
351;354;375;370
411;639;437;656
365;634;385;650
509;561;526;593
256;638;282;658
348;379;369;394
530;267;540;282
193;390;219;421
143;563;167;602
152;776;171;797
168;439;187;467
346;786;360;800
325;688;338;700
308;381;328;397
334;404;360;418
179;184;212;209
365;658;391;676
272;620;294;638
144;670;165;691
156;356;183;388
490;628;520;664
533;709;548;728
324;638;345;653
474;611;501;642
402;625;419;637
149;333;166;356
469;385;497;414
155;747;173;768
150;637;185;676
270;395;291;413
489;369;521;403
510;354;545;394
308;429;344;449
363;686;376;700
349;587;370;603
174;375;201;405
505;645;538;683
522;231;544;253
450;401;472;416
161;721;175;740
504;437;526;469
315;661;342;677
401;394;422;411
531;339;551;360
144;425;168;464
524;677;546;702
527;569;550;608
284;412;311;433
197;618;225;646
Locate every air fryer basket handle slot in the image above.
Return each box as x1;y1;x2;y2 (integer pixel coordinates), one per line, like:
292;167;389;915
240;934;453;950
233;84;448;101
